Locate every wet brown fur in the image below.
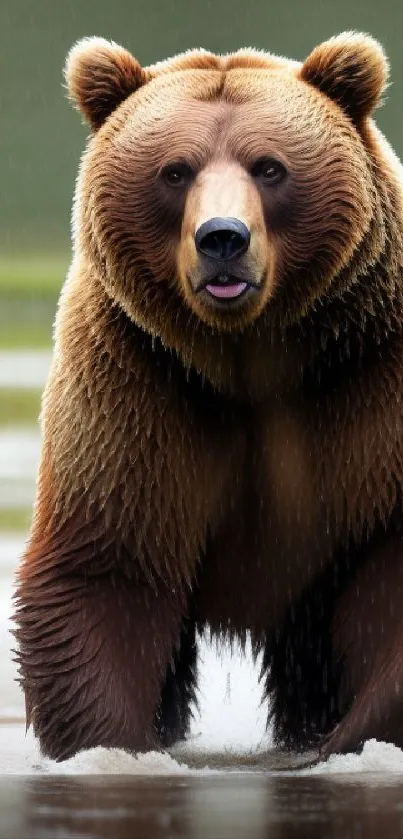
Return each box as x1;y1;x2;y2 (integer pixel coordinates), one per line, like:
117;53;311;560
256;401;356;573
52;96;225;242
13;32;403;760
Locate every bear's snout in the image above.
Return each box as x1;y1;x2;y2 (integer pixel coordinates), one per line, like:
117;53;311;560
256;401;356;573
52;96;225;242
192;217;254;303
178;163;271;324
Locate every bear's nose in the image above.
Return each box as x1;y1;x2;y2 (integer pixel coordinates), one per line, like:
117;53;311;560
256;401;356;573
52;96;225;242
195;217;250;261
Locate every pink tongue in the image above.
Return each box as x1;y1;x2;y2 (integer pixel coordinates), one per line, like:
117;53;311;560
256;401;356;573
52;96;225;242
206;282;247;299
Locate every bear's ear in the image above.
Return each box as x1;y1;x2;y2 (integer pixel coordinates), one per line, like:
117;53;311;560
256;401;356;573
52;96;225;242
65;37;148;130
300;32;388;123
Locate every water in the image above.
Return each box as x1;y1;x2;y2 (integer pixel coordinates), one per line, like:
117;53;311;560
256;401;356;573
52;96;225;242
2;773;403;839
0;430;39;508
2;351;403;838
0;350;52;389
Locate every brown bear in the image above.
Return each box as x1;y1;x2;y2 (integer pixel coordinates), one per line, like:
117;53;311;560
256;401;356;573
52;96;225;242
14;31;403;762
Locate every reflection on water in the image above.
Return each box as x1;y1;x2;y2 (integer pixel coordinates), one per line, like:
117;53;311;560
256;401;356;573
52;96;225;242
0;430;40;508
0;431;40;479
1;774;403;839
0;350;47;509
0;351;51;389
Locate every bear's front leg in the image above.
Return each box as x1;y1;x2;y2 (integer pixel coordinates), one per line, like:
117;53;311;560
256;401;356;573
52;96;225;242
13;313;241;761
15;544;188;762
154;611;198;747
323;530;403;756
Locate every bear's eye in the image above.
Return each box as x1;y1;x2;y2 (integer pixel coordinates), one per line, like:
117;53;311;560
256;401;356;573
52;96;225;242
161;163;194;188
251;158;287;185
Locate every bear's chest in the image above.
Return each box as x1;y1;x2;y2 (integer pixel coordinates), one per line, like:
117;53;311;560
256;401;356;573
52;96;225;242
194;401;325;633
195;384;398;635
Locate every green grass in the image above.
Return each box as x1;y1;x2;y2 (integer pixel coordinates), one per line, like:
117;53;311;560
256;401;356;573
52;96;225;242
0;508;32;532
0;389;42;426
0;300;55;348
0;255;69;295
0;255;69;347
0;324;52;349
0;257;61;533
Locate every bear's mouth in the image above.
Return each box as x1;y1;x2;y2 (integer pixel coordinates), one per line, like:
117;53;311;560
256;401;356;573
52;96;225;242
198;274;258;302
205;280;248;299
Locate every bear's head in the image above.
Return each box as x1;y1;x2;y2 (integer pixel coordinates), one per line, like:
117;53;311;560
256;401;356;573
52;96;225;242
65;33;388;379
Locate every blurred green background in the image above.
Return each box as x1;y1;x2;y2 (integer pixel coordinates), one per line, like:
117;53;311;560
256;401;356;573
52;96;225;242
1;0;403;532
